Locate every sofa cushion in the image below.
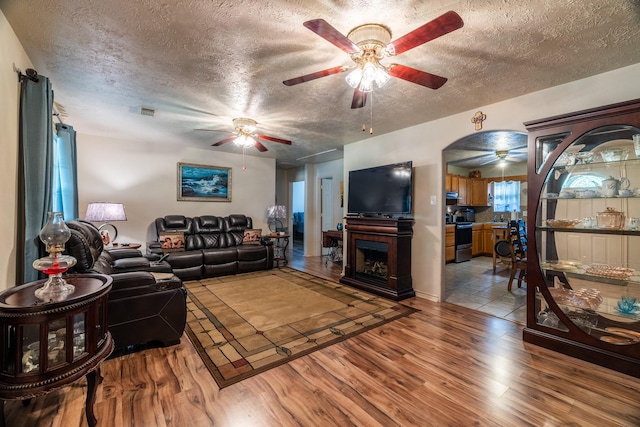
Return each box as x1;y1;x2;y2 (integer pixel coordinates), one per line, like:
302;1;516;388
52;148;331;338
156;215;193;234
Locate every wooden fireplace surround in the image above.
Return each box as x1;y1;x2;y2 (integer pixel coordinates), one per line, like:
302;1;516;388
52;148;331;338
340;216;415;300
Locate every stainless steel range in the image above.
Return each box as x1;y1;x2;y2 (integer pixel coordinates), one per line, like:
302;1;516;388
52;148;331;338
454;222;473;263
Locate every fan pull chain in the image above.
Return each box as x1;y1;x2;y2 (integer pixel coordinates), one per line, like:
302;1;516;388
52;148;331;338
369;92;374;135
242;147;247;171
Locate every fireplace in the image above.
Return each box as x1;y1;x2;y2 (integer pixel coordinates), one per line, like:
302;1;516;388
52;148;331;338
355;240;388;286
340;217;414;300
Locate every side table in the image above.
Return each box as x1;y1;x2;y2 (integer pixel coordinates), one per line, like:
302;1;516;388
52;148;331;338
0;274;114;427
270;234;290;266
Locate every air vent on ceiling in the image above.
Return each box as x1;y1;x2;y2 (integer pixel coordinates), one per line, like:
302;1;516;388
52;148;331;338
140;107;155;117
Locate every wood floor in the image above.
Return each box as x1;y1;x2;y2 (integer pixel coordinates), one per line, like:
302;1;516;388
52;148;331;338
5;244;640;426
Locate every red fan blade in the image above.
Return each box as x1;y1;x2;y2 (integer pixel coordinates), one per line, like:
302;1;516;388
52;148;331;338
257;135;292;145
303;19;360;54
389;11;463;56
283;66;348;86
212;136;236;146
351;88;368;109
254;141;269;152
388;64;448;89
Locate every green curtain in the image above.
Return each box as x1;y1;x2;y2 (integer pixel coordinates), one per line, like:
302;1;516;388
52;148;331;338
17;75;54;284
53;123;78;220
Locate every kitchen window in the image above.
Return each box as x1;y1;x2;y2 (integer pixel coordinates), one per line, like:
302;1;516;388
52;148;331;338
493;180;520;212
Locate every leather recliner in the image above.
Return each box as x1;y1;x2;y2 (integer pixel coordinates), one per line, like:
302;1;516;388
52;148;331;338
63;220;187;351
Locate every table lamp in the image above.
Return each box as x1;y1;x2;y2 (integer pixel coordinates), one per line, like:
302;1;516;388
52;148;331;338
266;205;287;233
85;202;127;244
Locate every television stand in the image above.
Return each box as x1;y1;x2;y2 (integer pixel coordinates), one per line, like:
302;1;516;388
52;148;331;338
340;216;415;300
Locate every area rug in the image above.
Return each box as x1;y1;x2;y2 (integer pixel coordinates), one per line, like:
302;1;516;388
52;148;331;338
183;267;419;388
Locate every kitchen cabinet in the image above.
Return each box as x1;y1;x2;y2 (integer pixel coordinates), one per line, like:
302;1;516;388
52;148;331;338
445;225;455;262
482;225;495;256
470;178;489;206
451;174;459;193
524;98;640;377
457;177;468;205
471;224;483;256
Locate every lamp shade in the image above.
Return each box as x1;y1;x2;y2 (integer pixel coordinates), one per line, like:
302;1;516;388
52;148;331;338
85;202;127;222
266;205;287;219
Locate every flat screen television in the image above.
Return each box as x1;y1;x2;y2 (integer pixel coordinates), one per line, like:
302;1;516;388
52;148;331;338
347;161;413;217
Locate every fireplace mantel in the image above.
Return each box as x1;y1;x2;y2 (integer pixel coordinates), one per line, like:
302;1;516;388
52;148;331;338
340;216;415;300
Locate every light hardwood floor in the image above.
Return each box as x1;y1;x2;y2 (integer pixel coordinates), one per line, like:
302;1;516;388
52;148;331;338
5;243;640;426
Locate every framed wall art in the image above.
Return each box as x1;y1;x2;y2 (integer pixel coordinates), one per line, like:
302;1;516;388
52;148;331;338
177;162;232;202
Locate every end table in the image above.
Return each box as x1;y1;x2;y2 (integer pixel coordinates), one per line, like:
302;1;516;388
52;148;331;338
0;274;113;427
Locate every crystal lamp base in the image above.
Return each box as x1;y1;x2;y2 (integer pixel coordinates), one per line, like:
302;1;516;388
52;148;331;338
32;254;77;302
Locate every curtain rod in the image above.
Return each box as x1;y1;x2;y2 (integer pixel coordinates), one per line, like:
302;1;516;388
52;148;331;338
17;68;39;83
17;68;65;125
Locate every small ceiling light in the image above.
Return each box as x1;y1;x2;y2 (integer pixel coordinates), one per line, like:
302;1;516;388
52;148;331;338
234;134;256;148
345;68;362;88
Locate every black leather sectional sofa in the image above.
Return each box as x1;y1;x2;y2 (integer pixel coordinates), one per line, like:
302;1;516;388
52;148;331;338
148;214;274;281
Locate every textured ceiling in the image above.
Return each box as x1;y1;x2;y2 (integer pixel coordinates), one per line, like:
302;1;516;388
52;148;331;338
3;0;640;168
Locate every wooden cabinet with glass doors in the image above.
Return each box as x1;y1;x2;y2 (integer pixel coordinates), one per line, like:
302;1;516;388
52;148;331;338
524;99;640;377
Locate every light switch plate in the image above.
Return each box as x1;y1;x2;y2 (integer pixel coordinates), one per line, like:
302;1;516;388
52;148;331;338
430;195;437;205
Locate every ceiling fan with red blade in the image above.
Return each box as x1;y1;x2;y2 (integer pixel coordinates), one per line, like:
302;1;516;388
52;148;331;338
283;11;464;109
197;117;292;152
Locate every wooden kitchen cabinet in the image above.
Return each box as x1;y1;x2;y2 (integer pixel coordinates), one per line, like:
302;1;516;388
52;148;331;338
445;225;455;262
457;177;468;205
446;174;459;193
471;224;483;256
482;226;494;255
470;178;489;206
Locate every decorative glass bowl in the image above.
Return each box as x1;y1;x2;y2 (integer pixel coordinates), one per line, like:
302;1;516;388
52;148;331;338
600;148;630;162
596;208;625;229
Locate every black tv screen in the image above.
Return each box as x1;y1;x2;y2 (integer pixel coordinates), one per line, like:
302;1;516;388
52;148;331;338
347;161;413;216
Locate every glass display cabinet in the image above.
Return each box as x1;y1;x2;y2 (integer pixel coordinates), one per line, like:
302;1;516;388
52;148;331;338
524;99;640;377
0;274;113;427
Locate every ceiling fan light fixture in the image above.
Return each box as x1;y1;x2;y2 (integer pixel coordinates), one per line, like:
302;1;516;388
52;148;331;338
345;68;362;88
374;65;391;88
496;149;509;160
232;117;257;134
234;134;255;148
359;78;373;93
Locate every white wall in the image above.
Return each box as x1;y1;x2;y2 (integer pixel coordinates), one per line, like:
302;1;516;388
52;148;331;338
1;11;33;289
77;134;276;247
344;62;640;301
303;158;344;257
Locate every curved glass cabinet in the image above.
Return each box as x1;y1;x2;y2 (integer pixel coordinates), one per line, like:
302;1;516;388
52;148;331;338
524;99;640;377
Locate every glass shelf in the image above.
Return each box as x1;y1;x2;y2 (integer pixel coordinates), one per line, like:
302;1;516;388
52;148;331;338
538;226;640;235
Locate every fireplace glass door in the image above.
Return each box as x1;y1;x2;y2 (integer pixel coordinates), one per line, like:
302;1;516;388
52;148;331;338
355;239;389;286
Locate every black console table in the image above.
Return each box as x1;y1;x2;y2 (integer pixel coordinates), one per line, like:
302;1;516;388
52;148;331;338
0;274;114;427
340;217;415;300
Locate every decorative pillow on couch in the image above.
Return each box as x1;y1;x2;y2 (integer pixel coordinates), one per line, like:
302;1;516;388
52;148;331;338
159;232;185;252
243;229;262;245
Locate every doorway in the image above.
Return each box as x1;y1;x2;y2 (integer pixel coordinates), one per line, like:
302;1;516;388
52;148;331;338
443;130;528;324
320;178;333;256
292;181;305;244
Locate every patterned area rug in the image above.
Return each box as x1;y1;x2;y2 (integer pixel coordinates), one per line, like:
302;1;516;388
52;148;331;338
184;267;419;388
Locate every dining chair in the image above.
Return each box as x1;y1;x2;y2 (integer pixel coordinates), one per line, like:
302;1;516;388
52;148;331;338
508;219;527;291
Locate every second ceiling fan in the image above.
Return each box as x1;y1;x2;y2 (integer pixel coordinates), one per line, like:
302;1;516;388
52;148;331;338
283;11;464;109
198;117;291;152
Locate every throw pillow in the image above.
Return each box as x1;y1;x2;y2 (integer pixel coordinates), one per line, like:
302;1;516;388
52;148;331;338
243;229;262;245
159;232;185;252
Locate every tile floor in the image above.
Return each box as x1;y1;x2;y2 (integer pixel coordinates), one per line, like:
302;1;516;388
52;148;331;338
444;256;527;324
